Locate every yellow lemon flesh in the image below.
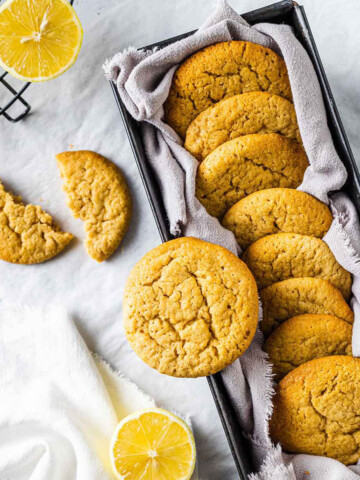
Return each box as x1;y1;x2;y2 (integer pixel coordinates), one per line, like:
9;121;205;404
0;0;83;82
110;408;196;480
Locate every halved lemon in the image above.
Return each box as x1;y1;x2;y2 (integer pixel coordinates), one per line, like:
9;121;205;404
110;408;196;480
0;0;83;82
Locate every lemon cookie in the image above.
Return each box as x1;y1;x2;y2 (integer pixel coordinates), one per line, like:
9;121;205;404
196;135;308;218
56;151;132;262
0;180;72;264
185;92;301;161
264;314;352;380
223;188;332;249
123;237;258;378
164;41;292;138
260;278;354;336
270;356;360;465
243;233;352;299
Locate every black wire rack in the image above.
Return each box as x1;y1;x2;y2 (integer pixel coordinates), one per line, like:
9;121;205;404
0;0;75;123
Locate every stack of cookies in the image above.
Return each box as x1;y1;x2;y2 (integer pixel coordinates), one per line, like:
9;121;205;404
165;41;353;378
164;41;359;465
164;40;308;218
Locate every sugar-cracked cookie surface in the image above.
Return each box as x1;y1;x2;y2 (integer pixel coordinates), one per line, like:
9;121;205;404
164;41;292;138
196;134;308;218
260;278;354;336
264;314;352;380
223;188;332;249
123;237;259;377
184;92;301;161
0;180;73;264
243;233;352;300
56;151;132;262
270;356;360;465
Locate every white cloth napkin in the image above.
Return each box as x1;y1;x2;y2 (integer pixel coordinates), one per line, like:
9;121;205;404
105;0;360;478
0;305;154;480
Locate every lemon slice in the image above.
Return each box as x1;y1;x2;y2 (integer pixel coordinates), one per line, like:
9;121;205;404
0;0;83;82
110;408;196;480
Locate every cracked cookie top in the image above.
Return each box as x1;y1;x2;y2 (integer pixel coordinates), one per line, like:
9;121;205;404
56;151;132;262
123;237;259;377
264;314;352;381
184;92;301;161
243;233;352;300
195;134;308;218
222;188;332;249
260;278;354;336
270;356;360;465
0;180;73;264
164;41;292;138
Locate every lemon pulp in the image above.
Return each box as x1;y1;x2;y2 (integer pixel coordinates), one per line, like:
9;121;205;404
110;408;196;480
0;0;83;82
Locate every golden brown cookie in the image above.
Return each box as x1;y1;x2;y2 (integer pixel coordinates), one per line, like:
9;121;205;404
243;233;352;299
164;41;292;138
264;314;352;380
56;151;132;262
260;278;354;336
123;237;259;378
184;92;301;161
222;188;332;249
270;356;360;465
0;180;73;264
196;135;308;218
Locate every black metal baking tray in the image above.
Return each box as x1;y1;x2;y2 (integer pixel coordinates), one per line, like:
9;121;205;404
110;1;360;477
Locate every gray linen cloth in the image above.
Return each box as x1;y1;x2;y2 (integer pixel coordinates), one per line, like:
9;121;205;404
105;1;360;478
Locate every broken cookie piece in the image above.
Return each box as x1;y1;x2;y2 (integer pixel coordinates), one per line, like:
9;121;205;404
0;180;73;264
56;150;132;262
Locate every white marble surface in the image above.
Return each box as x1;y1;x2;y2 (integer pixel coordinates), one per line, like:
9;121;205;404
0;1;359;478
